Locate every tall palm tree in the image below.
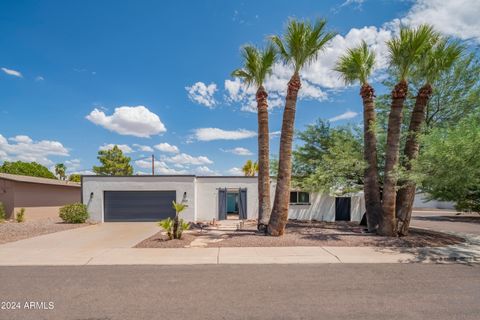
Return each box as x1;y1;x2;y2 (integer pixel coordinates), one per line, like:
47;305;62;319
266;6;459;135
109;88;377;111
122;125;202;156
55;163;66;180
242;160;259;176
267;19;336;236
232;44;276;230
396;38;464;236
335;41;382;232
379;25;439;236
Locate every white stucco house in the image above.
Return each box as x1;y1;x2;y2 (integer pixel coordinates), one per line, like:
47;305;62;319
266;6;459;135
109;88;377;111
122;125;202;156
81;175;366;223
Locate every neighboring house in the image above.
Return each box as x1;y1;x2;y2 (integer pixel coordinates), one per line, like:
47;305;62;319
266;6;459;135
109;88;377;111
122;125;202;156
413;192;455;210
0;173;81;221
81;175;366;223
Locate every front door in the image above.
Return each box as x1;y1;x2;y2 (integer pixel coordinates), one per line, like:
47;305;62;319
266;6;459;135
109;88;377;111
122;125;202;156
335;197;351;221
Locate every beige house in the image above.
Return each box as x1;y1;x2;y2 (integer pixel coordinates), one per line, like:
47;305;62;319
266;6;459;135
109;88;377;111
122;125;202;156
0;173;81;221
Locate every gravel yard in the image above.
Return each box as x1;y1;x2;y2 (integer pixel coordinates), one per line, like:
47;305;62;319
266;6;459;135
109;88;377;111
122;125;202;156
0;218;90;244
135;220;464;248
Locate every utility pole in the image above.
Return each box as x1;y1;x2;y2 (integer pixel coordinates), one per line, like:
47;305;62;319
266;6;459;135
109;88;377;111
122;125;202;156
152;154;155;175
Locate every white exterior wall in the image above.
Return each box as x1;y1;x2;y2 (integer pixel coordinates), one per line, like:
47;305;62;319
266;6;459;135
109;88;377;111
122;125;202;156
413;192;455;210
82;176;196;222
82;175;367;223
195;177;259;221
288;193;336;221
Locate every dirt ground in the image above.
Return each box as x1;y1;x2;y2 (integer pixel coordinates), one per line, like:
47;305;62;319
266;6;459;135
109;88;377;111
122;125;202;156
135;220;464;249
0;217;90;244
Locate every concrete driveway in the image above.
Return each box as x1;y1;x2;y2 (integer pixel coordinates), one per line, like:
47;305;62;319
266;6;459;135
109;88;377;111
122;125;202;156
0;223;158;265
412;210;480;236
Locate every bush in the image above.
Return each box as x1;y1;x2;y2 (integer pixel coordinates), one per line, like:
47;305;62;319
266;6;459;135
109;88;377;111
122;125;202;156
158;217;174;239
0;202;5;222
158;217;190;240
16;208;25;223
59;203;89;223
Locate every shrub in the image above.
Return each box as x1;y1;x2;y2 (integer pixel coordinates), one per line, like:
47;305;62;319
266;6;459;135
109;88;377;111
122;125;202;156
158;217;190;240
16;208;26;223
158;217;174;240
0;202;5;222
59;203;89;223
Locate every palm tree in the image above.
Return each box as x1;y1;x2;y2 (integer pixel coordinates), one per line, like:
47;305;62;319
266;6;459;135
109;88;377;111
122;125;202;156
55;163;66;180
242;160;259;176
172;201;187;239
396;37;464;236
267;19;336;236
232;44;276;230
335;41;382;232
379;24;439;236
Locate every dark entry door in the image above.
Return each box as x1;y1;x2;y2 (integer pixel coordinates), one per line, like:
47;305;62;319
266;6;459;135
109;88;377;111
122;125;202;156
104;191;176;222
335;197;351;221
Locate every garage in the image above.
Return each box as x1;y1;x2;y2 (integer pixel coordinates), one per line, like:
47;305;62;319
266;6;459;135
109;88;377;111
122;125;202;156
104;191;176;222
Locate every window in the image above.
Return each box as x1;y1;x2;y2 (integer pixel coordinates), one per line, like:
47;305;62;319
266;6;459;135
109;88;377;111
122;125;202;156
290;191;310;205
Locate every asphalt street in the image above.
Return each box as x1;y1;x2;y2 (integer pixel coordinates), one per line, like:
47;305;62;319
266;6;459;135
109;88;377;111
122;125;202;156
1;264;479;320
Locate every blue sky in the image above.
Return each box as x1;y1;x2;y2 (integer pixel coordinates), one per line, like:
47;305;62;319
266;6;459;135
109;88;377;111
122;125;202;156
1;0;478;176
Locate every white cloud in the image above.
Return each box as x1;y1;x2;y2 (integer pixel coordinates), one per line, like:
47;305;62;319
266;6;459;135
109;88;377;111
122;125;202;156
194;166;218;175
0;134;69;165
186;82;218;108
193;128;257;141
86;106;166;138
329;110;359;122
222;147;253;156
226;167;243;175
1;67;22;78
154;142;179;153
163;153;213;166
133;144;154;152
99;144;133;154
401;0;480;43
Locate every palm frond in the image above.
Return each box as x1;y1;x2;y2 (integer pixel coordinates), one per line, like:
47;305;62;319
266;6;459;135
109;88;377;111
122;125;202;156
231;44;277;88
387;24;440;81
334;41;376;85
272;18;336;73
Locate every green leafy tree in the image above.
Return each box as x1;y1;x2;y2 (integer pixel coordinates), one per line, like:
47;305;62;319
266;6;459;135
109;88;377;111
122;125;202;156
335;41;382;232
232;44;276;230
55;163;67;180
293;120;364;195
268;19;336;236
0;161;56;179
92;145;133;176
415;113;480;214
68;174;81;183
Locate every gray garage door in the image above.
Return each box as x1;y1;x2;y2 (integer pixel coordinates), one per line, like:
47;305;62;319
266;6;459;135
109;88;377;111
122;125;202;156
104;191;176;222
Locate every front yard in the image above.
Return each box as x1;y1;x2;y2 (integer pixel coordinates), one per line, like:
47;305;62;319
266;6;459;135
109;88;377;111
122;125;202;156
135;220;464;249
0;218;90;244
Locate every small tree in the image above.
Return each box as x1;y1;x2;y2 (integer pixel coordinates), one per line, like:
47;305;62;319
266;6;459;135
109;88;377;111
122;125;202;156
242;160;258;176
172;201;187;239
55;163;67;180
16;208;26;223
93;145;133;176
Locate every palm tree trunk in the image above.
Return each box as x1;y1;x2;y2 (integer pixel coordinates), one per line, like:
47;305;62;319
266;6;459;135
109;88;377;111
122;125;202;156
267;73;301;236
379;80;408;236
396;83;432;236
173;214;179;239
256;86;271;231
361;84;382;232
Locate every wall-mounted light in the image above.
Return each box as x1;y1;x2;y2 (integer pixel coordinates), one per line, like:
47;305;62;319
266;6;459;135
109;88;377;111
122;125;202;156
182;192;188;204
90;192;94;198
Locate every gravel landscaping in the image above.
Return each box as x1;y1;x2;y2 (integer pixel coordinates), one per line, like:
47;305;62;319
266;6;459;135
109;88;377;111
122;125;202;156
0;218;90;244
135;220;464;248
